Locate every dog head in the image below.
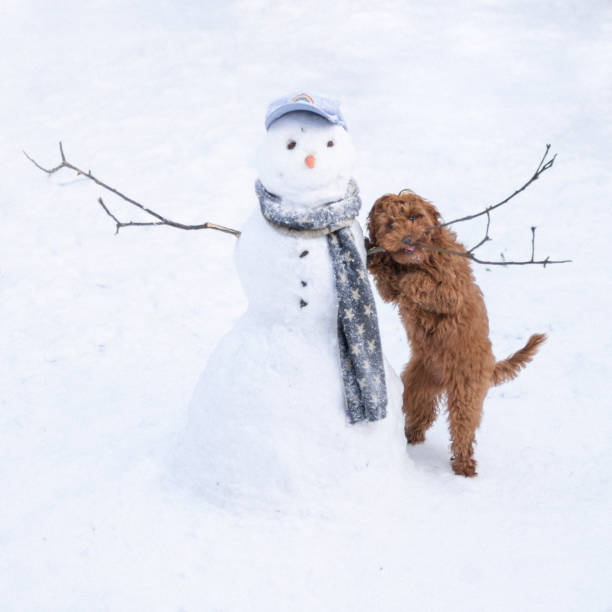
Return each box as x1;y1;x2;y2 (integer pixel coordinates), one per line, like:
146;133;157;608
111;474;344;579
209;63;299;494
367;191;441;265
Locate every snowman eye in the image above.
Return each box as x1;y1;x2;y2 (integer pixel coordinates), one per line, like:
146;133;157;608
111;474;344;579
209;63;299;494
287;140;297;150
327;140;334;148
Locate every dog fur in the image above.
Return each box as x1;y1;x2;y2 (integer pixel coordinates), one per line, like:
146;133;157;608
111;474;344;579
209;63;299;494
366;191;545;477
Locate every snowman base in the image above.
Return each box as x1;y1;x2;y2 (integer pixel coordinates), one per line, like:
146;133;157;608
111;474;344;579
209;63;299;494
171;317;410;511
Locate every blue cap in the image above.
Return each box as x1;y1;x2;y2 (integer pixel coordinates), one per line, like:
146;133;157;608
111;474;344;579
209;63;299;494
265;92;347;131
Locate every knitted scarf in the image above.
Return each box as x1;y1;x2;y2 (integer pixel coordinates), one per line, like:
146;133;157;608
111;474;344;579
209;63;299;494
256;179;387;424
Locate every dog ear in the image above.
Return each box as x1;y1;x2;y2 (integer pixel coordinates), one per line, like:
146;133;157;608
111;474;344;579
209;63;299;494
367;194;395;245
367;198;382;245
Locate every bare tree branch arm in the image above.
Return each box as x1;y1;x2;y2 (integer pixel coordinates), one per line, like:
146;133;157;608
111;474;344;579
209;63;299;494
413;242;571;267
378;144;569;266
23;143;241;237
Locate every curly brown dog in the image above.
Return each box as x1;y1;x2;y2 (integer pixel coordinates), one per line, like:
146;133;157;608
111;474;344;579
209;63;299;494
367;191;545;477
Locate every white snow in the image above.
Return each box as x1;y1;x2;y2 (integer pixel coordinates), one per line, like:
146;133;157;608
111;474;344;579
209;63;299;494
2;1;611;611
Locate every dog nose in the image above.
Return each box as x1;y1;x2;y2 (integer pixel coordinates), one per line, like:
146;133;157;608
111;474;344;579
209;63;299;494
402;236;412;245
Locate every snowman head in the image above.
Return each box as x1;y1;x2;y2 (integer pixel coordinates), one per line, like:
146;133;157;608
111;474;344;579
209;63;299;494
256;111;355;207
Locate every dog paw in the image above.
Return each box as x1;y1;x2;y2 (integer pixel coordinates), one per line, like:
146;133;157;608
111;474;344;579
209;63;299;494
451;456;478;477
405;428;426;444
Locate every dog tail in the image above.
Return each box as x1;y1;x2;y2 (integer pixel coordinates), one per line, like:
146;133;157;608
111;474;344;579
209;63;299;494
492;333;546;386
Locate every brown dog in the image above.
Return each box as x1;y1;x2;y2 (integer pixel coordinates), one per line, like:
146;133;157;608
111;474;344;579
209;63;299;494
366;191;545;476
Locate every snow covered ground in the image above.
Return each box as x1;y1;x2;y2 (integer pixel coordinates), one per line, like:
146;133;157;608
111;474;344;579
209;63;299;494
2;1;611;610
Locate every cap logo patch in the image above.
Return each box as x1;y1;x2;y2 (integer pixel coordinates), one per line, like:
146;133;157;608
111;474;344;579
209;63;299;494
291;93;314;105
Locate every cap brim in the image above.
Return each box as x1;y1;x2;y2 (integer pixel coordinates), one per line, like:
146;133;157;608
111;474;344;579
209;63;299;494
265;102;337;129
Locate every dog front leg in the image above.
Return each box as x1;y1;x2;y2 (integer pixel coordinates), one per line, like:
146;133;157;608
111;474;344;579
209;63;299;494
367;253;402;302
416;280;461;314
400;271;460;314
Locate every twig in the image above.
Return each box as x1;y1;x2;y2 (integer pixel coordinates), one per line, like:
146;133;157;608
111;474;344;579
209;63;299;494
468;210;491;253
23;142;241;237
434;144;556;230
413;242;570;267
367;242;570;267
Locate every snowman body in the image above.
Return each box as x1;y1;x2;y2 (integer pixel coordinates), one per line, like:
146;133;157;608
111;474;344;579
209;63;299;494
176;112;405;506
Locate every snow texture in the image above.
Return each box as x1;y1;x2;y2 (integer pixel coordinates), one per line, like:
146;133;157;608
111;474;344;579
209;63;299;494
2;1;612;611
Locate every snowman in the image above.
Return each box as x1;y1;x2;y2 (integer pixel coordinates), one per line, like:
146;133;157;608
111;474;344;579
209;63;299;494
174;93;405;506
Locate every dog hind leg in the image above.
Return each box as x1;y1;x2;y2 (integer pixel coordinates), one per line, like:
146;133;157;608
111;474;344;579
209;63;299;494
447;384;486;477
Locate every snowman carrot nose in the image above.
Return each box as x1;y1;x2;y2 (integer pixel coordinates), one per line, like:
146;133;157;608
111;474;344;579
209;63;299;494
305;155;316;169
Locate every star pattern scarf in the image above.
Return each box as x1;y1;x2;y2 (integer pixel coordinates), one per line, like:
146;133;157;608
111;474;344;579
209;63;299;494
256;179;387;424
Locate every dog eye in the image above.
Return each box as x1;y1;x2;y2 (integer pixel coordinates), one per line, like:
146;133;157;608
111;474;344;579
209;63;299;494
287;140;297;150
408;216;416;222
387;221;394;230
327;140;334;148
